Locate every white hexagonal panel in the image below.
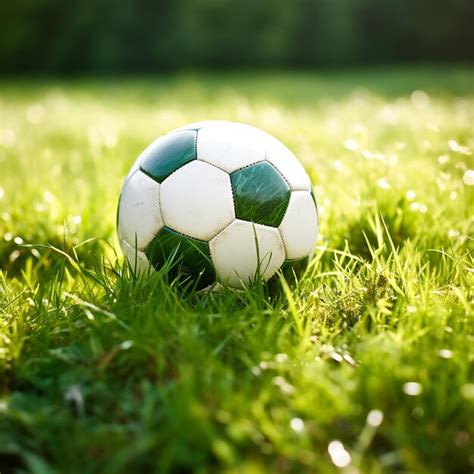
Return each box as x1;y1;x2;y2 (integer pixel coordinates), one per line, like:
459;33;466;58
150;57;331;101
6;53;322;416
197;123;266;173
279;191;318;259
121;239;152;274
160;160;235;241
210;219;285;288
123;157;141;185
118;170;163;250
264;136;311;191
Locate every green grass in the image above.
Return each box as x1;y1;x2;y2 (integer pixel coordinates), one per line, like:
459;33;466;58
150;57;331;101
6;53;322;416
0;67;473;473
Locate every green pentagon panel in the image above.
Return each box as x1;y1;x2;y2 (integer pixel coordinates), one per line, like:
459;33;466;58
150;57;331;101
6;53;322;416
230;161;290;227
140;130;196;183
145;226;215;288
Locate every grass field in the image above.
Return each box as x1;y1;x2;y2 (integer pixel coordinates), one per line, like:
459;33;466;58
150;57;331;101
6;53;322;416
0;67;473;473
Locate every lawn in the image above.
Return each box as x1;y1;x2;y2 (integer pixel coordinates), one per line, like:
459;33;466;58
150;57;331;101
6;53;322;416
0;67;473;473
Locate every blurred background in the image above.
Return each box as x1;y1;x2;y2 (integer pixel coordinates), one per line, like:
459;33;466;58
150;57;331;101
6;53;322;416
1;0;473;74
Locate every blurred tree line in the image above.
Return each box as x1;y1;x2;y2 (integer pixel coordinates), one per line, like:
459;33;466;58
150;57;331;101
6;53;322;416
1;0;473;73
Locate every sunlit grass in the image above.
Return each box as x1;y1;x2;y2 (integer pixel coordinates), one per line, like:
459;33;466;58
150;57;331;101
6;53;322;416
0;67;473;473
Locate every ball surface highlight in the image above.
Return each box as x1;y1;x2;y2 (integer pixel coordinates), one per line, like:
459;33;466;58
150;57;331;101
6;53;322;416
117;121;318;288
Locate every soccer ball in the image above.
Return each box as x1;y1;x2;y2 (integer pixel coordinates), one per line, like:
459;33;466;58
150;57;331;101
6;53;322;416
117;121;318;288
